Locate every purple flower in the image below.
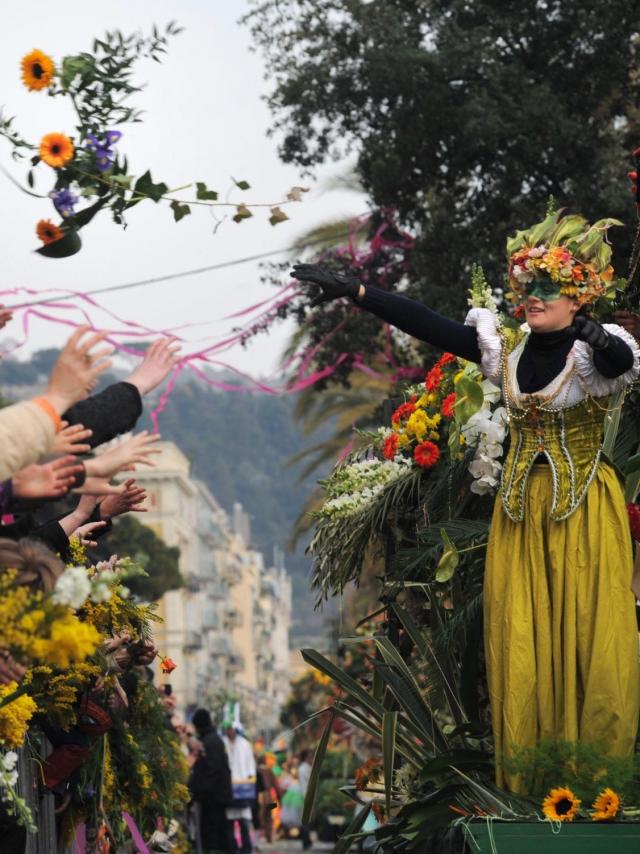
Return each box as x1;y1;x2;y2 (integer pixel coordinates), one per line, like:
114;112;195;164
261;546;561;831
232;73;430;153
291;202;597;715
85;130;122;173
49;187;79;218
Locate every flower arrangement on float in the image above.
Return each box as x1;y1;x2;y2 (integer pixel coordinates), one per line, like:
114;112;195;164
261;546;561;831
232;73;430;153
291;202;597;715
1;30;304;257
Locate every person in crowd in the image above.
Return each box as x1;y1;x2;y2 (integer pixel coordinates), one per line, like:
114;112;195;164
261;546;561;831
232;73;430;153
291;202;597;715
279;758;305;840
293;211;640;793
256;751;279;845
189;708;233;854
223;721;257;854
297;750;313;851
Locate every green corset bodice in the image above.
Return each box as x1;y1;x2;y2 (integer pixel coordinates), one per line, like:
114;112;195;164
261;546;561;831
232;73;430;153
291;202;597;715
500;396;610;522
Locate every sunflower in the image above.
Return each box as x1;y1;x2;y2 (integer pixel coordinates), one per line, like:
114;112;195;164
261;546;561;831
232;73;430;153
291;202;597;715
21;49;55;91
591;788;620;822
542;787;581;822
36;219;64;245
39;133;74;168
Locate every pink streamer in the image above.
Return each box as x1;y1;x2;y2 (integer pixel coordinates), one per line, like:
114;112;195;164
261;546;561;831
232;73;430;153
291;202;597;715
122;811;150;854
73;823;86;854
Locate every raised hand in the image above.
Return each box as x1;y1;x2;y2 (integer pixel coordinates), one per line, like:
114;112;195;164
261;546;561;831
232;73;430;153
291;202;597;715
12;456;83;499
0;650;26;685
85;432;161;479
98;478;147;520
613;310;640;343
73;477;125;497
72;520;107;548
44;327;114;413
126;337;182;396
0;305;13;331
52;422;93;455
290;263;361;307
571;316;609;350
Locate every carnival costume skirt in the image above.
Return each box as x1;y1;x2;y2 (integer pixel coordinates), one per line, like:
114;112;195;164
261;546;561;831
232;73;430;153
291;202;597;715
485;462;640;793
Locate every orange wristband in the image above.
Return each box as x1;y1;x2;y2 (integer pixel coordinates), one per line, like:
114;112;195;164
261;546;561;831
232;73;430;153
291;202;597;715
32;397;62;432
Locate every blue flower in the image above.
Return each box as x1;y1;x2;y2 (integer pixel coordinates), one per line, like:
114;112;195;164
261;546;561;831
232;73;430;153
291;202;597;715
85;130;122;173
49;187;79;218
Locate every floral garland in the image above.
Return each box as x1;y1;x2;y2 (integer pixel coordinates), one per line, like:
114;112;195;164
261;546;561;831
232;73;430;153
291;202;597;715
1;31;303;257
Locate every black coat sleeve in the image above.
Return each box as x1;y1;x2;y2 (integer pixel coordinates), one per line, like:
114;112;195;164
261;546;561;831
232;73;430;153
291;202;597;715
358;286;482;362
593;333;635;379
63;382;143;448
188;732;233;805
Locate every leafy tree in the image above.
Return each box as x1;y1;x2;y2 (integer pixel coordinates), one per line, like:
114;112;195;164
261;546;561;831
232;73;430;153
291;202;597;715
103;514;182;601
245;0;640;320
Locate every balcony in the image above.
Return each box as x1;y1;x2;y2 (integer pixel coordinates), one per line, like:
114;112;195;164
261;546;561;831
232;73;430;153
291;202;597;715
208;580;228;600
183;630;203;652
208;635;232;657
228;653;245;672
223;607;243;629
220;562;239;585
202;609;220;631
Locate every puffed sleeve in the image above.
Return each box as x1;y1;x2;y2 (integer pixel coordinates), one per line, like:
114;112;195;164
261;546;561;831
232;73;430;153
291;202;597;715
464;308;503;385
572;323;640;396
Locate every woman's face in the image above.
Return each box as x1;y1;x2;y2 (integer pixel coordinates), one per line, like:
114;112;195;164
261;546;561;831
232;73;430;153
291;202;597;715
524;291;579;332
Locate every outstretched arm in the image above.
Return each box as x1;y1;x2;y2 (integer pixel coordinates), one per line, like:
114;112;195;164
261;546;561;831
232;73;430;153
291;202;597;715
291;265;481;362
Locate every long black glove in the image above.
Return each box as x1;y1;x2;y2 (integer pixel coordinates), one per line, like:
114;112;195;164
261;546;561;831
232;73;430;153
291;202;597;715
291;263;360;307
571;315;609;350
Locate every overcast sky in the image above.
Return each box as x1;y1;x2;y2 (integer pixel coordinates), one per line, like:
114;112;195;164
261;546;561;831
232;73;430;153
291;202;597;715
0;0;364;376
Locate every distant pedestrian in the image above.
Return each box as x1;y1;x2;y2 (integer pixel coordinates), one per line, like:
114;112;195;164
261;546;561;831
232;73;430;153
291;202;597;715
297;751;313;851
188;708;233;854
223;722;257;854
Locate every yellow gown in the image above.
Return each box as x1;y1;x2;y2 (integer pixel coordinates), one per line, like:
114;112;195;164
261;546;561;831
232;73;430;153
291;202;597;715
465;308;640;793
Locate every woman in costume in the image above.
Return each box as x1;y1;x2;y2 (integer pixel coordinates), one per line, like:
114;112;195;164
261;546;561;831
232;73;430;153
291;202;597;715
292;211;640;792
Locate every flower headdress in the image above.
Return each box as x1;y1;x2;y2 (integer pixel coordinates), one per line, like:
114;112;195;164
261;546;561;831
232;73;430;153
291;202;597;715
506;210;623;306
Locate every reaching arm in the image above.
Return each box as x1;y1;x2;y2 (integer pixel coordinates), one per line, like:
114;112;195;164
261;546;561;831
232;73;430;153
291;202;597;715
359;285;482;362
290;264;481;361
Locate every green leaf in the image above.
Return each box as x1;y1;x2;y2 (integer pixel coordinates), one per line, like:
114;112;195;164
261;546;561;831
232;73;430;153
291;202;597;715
232;203;253;223
234;179;251;190
130;170;168;205
453;377;484;425
72;198;107;229
269;206;289;226
382;711;397;814
170;200;191;222
26;170;34;188
35;230;82;259
301;649;385;720
420;749;493;783
332;803;372;854
435;528;459;582
195;181;218;201
301;709;334;825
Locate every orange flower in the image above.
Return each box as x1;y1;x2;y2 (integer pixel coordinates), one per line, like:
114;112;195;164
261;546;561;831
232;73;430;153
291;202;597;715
39;132;74;168
414;440;440;469
160;656;177;674
441;392;456;418
36;219;64;244
425;364;443;392
383;433;399;460
542;786;581;822
591;788;620;822
437;352;457;367
391;401;416;425
21;49;55;91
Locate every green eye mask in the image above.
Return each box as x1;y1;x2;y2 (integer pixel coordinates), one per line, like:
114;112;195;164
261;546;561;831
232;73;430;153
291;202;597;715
524;278;562;302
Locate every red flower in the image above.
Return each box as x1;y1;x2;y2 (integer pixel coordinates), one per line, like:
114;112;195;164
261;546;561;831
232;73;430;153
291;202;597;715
441;392;456;418
391;401;416;424
160;657;177;674
383;433;399;460
437;352;456;367
627;503;640;542
513;303;526;320
414;440;440;468
425;365;444;392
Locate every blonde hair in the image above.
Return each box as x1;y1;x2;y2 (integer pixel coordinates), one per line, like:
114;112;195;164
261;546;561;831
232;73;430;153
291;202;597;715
0;538;65;592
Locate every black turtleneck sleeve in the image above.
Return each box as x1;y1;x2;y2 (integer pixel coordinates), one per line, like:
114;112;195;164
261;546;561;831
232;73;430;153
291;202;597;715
358;286;482;362
592;332;634;379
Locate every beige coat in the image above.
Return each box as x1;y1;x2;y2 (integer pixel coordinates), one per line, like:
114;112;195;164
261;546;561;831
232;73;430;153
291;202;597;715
0;400;56;480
